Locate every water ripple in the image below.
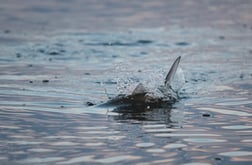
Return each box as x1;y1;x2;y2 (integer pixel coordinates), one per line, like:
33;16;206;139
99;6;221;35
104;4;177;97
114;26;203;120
199;107;252;116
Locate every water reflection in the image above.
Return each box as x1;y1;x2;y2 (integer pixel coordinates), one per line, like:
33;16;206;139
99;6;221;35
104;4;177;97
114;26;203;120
110;104;173;122
1;22;252;164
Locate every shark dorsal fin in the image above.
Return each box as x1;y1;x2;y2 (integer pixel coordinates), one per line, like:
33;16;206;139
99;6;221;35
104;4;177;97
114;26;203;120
164;56;181;87
132;83;147;95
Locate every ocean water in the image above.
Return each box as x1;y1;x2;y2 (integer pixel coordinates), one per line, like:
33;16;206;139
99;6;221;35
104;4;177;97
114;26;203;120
1;1;252;164
0;27;251;165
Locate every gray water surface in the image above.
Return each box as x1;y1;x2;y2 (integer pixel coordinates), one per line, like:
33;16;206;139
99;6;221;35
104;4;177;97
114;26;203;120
1;27;252;165
1;0;252;164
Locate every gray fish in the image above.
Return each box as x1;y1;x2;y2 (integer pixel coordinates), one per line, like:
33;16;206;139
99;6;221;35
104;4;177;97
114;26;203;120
100;56;181;110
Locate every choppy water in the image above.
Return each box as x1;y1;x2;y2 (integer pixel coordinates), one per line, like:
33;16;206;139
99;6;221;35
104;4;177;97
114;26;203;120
1;27;252;165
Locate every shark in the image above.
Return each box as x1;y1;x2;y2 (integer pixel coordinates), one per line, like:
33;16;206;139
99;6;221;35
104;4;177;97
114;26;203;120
99;56;181;111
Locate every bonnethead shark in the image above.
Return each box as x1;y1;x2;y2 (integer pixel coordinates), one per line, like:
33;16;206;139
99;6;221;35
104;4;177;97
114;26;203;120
100;56;181;112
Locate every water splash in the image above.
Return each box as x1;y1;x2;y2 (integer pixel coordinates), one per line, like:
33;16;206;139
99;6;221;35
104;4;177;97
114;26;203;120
115;63;185;99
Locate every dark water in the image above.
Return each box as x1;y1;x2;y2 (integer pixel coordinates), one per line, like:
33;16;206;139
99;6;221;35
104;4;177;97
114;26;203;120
1;1;252;165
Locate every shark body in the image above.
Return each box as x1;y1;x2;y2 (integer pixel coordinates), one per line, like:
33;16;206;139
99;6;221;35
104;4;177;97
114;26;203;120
100;56;181;110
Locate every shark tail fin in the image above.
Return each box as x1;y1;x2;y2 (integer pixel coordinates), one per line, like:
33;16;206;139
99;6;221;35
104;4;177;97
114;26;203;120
164;56;181;87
